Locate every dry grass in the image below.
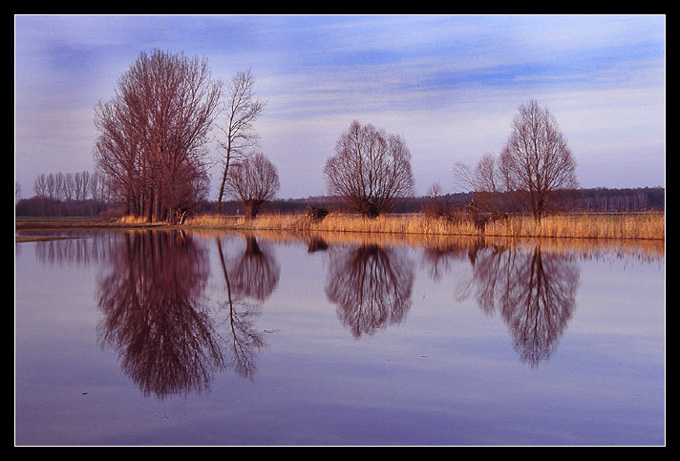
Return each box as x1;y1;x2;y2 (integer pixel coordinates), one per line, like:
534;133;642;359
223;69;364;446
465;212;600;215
184;211;664;241
118;214;152;225
483;212;665;240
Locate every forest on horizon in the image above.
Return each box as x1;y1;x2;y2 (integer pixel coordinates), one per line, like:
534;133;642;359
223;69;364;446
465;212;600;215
16;185;665;218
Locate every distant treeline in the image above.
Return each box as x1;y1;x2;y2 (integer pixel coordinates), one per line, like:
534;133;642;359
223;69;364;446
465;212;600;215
576;187;665;212
16;186;664;218
183;186;667;216
15;196;112;218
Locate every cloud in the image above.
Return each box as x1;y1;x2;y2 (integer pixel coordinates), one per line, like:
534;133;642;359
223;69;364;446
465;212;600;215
15;14;665;199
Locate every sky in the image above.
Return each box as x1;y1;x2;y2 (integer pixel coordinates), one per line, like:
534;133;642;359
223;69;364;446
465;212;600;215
14;14;666;200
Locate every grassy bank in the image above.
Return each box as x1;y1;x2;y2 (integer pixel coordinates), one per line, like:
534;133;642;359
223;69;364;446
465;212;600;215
15;216;169;231
184;211;665;241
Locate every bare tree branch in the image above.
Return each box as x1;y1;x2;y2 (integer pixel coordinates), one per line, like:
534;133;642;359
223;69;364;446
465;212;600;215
455;100;578;221
225;152;280;219
215;69;267;214
323;120;415;217
94;50;221;222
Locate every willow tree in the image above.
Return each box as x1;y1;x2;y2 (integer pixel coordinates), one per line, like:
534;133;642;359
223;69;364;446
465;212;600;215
225;152;280;219
94;50;222;222
455;100;578;221
323;120;415;217
501;100;578;221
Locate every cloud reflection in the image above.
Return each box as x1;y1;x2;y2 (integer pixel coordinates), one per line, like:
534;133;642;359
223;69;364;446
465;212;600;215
49;230;593;397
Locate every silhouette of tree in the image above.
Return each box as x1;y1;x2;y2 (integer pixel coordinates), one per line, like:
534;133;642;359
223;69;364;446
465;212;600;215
502;100;578;221
454;100;578;221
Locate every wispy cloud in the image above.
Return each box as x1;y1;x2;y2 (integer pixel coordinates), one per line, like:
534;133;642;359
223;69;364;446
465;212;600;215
15;14;665;198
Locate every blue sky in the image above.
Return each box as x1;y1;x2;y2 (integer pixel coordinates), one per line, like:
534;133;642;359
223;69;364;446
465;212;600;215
15;14;665;200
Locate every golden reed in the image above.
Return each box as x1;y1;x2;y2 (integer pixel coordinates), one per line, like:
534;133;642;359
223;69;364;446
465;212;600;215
185;211;664;241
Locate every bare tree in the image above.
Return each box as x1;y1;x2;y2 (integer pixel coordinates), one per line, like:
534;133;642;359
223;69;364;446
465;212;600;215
94;49;221;222
31;175;48;215
422;182;456;218
215;69;267;215
54;172;68;201
72;171;90;215
454;152;515;216
225;152;280;219
45;173;56;201
33;173;48;198
89;172;101;203
323;120;415;217
74;171;90;202
501;100;578;221
455;100;578;221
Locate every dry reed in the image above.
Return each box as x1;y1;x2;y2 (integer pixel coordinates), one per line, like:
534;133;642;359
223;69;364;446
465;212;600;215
185;211;664;241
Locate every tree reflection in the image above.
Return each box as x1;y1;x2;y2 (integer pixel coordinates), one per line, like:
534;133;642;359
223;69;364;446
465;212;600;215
32;231;112;266
214;234;280;380
458;241;580;367
97;230;223;399
226;234;280;302
420;238;486;281
97;231;281;398
326;244;414;338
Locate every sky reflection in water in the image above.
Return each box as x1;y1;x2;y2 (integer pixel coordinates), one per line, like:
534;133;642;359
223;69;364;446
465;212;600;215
15;230;665;445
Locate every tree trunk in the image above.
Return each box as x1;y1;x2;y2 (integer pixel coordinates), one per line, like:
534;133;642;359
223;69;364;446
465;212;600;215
215;156;230;215
244;200;262;219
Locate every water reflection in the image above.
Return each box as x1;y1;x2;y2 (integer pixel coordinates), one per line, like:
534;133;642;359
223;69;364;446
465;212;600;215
96;231;222;399
321;235;580;366
223;234;280;302
24;230;659;396
420;238;481;281
32;231;111;266
455;240;579;367
17;230;665;445
214;234;279;379
95;231;279;399
325;243;414;338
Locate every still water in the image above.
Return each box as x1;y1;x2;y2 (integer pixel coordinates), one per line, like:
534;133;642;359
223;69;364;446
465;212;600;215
15;230;665;446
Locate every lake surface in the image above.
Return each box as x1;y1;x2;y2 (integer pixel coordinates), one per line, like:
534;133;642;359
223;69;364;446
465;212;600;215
15;229;665;446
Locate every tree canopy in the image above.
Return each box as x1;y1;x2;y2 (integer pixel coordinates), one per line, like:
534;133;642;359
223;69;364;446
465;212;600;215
323;120;415;217
94;50;222;222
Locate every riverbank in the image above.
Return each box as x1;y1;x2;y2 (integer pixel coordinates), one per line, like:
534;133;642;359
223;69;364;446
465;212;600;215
16;211;665;241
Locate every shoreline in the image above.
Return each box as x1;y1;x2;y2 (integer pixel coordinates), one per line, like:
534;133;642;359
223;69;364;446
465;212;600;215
15;211;665;242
